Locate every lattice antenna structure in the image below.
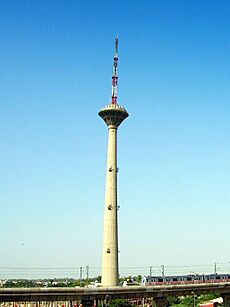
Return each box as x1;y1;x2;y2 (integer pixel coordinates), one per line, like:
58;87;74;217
111;35;119;105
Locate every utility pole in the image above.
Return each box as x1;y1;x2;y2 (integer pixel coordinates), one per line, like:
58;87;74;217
79;266;83;280
214;262;217;275
149;266;153;276
191;292;196;307
86;265;89;281
161;265;165;279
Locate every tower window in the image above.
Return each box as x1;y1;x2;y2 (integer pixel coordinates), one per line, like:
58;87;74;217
107;248;111;253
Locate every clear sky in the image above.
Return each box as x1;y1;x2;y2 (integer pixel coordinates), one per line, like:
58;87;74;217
0;0;230;279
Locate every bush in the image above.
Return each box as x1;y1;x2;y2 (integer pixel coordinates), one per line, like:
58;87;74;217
107;299;133;307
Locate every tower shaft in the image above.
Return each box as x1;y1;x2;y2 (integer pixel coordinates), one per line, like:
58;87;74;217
102;125;119;286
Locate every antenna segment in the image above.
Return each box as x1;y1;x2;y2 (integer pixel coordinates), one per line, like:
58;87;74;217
111;36;118;104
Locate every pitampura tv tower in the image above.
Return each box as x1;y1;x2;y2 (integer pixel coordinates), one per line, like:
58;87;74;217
99;37;129;287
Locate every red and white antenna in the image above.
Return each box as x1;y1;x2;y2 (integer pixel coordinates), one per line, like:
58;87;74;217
111;35;118;104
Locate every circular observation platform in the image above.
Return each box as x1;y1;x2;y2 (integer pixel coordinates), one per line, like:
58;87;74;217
98;104;129;127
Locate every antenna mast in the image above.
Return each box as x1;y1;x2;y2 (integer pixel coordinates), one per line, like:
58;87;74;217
111;36;118;104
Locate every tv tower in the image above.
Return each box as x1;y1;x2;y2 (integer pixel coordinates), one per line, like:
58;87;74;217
98;37;129;287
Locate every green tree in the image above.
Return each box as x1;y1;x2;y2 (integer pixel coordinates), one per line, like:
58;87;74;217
168;295;196;307
135;275;142;283
167;296;181;305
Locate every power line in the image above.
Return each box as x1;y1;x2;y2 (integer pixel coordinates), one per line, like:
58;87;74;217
1;263;230;279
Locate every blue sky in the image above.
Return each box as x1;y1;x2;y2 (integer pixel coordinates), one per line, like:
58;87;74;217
0;0;230;278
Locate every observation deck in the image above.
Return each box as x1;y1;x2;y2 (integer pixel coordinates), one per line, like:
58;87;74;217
98;104;129;128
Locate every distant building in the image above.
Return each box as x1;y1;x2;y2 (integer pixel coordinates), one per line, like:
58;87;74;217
200;297;223;307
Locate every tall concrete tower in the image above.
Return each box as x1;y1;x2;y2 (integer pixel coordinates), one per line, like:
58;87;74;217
99;37;129;287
